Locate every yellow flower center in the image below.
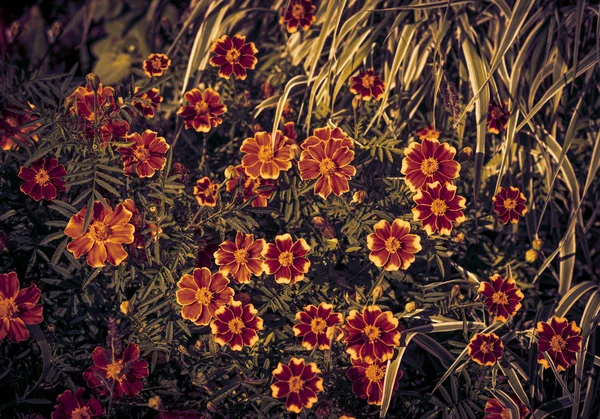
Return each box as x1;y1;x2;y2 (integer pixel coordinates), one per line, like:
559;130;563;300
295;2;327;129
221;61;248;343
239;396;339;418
233;248;249;264
89;221;111;242
479;341;493;354
105;361;124;382
310;317;327;334
150;57;163;71
0;297;18;319
319;158;337;176
34;169;51;186
361;75;376;89
492;291;509;305
420;157;439;176
291;4;305;19
363;325;381;342
257;145;274;162
549;335;566;352
365;364;385;382
133;146;151;162
503;198;517;210
195;287;213;305
278;251;294;267
384;237;401;253
430;199;447;216
289;376;304;393
228;317;245;334
71;407;92;419
225;48;241;64
194;101;209;114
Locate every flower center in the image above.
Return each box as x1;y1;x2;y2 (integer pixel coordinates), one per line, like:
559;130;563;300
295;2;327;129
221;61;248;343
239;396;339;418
71;406;92;419
430;199;447;216
361;75;376;89
289;376;304;393
195;287;213;305
233;248;249;264
225;48;241;64
5;117;18;128
257;145;274;162
479;341;493;354
89;221;111;242
549;335;566;352
491;291;509;305
228;318;245;334
420;157;439;176
278;251;294;267
0;297;18;319
491;108;504;119
194;101;209;114
133;146;151;162
363;325;381;342
34;169;51;186
384;237;401;253
365;364;385;382
310;317;327;334
151;57;163;71
319;158;337;176
291;4;305;19
106;361;124;382
503;198;517;210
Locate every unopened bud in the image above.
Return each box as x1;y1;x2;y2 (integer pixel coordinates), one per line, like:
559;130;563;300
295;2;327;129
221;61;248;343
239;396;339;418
372;285;383;301
86;73;100;91
290;144;301;160
252;123;263;133
458;146;473;162
404;301;417;313
224;165;237;180
352;190;367;204
148;396;161;410
450;285;461;300
352;96;361;110
47;21;63;44
234;292;251;305
525;249;537;263
453;232;465;244
325;238;338;250
194;339;204;351
120;300;132;315
532;238;543;251
6;21;20;44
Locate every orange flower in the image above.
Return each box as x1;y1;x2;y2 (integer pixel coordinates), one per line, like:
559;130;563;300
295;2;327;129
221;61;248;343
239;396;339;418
298;137;356;199
300;126;353;150
280;0;317;33
536;316;582;371
0;272;43;343
492;186;527;225
210;300;263;351
177;88;227;133
240;131;293;180
0;106;40;150
367;219;422;271
65;201;135;268
400;137;461;192
18;157;67;201
468;332;504;366
270;358;324;414
416;125;440;140
412;181;466;235
349;69;385;101
209;35;258;80
132;87;163;118
143;53;171;78
343;306;400;363
478;274;524;322
176;267;235;326
194;177;220;207
225;165;277;207
263;234;311;284
117;130;169;178
293;303;343;350
487;100;510;134
214;232;265;284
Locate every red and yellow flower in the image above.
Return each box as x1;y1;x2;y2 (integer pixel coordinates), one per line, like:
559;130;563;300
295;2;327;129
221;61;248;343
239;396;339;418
65;201;135;268
487;100;510;134
492;186;527;225
209;35;258;80
270;357;324;414
241;130;293;180
300;126;353;150
0;272;43;343
400;137;461;191
194;177;220;207
225;165;277;207
468;332;504;366
118;130;169;178
536;316;582;371
210;300;263;351
176;267;235;326
51;388;104;419
412;181;466;235
349;69;385;101
214;232;265;284
416;125;440;141
347;358;401;406
66;82;118;122
0;106;40;150
343;305;400;363
280;0;316;33
262;234;311;284
298;137;356;199
293;303;343;350
18;157;67;201
143;53;171;78
132;87;163;118
484;396;530;419
478;274;524;322
83;342;149;397
367;219;422;271
177;88;227;133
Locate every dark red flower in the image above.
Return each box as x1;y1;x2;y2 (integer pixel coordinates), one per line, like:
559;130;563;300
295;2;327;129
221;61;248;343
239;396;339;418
194;177;220;207
117;130;169;178
280;0;317;33
343;305;400;363
143;53;171;78
0;271;43;343
214;232;265;284
196;239;220;269
270;357;324;414
210;300;263;351
536;316;582;371
293;303;343;350
484;395;530;418
0;106;40;150
478;274;524;322
349;69;385;101
412;181;466;235
347;358;401;406
262;234;311;284
51;388;104;419
18;157;67;201
401;137;461;191
468;332;504;366
66;83;118;122
226;165;277;207
487;100;510;134
132;87;163;118
209;35;258;80
177;88;227;133
492;186;527;225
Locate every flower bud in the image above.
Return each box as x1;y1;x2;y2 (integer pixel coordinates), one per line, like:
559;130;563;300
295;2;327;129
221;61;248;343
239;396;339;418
372;285;383;301
120;300;132;315
172;162;190;184
194;339;204;351
453;232;465;244
224;165;237;180
6;21;20;44
47;21;63;44
234;292;252;305
325;238;338;250
148;396;161;410
290;143;301;160
450;284;461;300
532;238;543;251
352;190;367;204
252;123;263;133
352;96;361;110
458;146;473;162
86;73;100;91
404;301;417;313
311;216;336;239
525;249;537;263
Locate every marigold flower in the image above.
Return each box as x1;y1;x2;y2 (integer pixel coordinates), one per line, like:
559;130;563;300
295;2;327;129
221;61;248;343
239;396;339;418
301;126;353;150
143;53;171;78
401;137;461;191
478;274;524;322
293;303;343;350
117;130;169;178
367;219;422;271
194;177;220;207
51;388;104;419
413;181;466;235
416;125;440;140
487;100;510;134
349;69;385;101
283;121;298;145
65;201;135;268
270;357;324;414
298;137;356;199
0;272;43;343
468;332;504;366
176;267;234;326
347;358;401;406
209;35;258;80
484;396;530;419
18;157;67;201
132;87;163;118
210;300;263;350
83;342;149;397
492;186;527;225
66;82;118;122
241;131;293;180
262;234;311;284
343;305;400;363
536;316;582;371
225;165;276;207
214;232;265;284
280;0;316;33
177;88;227;133
352;190;367;204
0;106;40;150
